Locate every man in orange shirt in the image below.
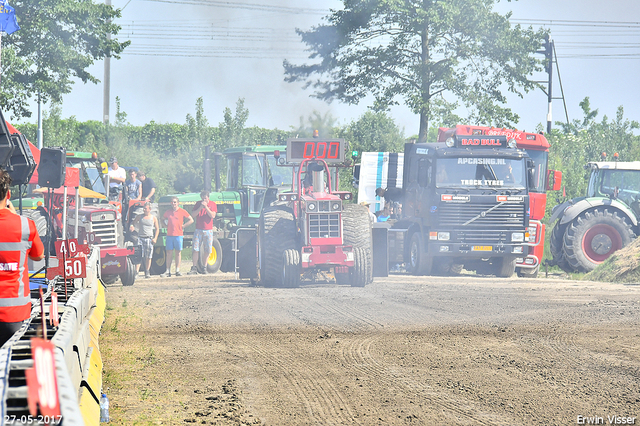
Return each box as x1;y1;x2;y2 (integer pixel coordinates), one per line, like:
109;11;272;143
160;197;193;277
0;169;44;347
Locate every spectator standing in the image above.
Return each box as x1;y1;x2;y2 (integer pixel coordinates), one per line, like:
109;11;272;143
125;169;142;201
188;191;217;275
0;169;44;347
130;202;159;278
138;171;157;202
107;157;126;201
160;197;194;277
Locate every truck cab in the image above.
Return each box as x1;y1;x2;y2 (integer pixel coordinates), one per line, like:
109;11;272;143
389;135;534;277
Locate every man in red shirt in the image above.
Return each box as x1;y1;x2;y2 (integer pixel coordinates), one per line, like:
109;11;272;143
160;197;193;277
0;169;44;347
188;191;217;275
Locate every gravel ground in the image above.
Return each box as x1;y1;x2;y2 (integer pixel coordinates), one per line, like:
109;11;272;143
100;272;640;425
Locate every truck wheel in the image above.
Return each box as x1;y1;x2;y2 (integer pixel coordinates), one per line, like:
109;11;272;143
407;232;432;275
341;204;373;283
350;247;368;287
550;222;571;272
563;208;634;272
150;246;166;275
493;257;516;278
282;249;301;288
198;237;223;274
259;206;297;287
120;258;136;286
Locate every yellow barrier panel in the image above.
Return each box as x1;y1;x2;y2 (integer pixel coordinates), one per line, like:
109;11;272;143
81;346;103;405
79;386;100;426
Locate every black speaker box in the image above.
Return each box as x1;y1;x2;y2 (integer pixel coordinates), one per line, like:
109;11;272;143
0;109;15;167
38;147;66;188
7;134;36;185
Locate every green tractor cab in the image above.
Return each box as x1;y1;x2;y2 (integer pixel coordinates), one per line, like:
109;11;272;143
154;145;290;275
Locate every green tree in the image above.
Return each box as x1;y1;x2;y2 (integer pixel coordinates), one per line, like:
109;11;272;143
284;0;546;142
1;0;129;119
219;98;249;148
338;111;405;154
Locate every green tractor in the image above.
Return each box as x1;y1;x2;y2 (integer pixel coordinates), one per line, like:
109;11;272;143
550;160;640;272
153;145;291;275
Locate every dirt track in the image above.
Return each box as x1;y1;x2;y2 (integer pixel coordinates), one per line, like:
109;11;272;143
100;272;640;425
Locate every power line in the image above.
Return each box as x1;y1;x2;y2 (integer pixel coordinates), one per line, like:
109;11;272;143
139;0;328;14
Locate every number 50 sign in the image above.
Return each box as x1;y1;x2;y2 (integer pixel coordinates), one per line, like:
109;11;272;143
63;257;86;279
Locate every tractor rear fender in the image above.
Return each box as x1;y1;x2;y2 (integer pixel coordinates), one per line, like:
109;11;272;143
557;198;638;227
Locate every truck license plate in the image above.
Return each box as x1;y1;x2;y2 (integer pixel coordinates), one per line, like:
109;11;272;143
472;246;493;251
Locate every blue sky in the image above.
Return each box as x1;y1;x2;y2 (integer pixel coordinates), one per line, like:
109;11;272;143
25;0;640;136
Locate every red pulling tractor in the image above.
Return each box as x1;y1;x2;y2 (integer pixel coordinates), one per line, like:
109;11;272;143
239;138;373;287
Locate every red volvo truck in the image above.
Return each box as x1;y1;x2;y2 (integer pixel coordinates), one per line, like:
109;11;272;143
438;126;562;277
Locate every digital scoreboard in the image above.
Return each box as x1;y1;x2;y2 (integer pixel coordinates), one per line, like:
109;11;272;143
286;138;346;163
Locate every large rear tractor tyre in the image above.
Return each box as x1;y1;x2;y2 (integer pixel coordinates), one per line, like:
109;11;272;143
563;208;635;273
350;247;369;287
282;249;301;288
150;246;166;275
198;237;223;274
341;204;373;284
407;232;432;276
259;206;297;287
120;257;136;286
493;257;516;278
550;222;571;272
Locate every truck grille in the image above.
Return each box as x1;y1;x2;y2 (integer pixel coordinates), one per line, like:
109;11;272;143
309;213;340;238
90;218;118;247
454;229;509;243
438;203;525;228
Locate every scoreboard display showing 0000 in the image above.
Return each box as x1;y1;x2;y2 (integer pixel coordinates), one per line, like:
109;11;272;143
286;138;346;164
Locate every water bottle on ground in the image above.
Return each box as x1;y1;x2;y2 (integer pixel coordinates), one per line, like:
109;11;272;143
100;393;110;422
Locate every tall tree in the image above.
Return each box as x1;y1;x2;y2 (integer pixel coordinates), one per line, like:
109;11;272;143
0;0;129;119
284;0;547;142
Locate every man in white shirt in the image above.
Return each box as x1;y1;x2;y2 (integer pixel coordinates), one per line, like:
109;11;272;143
108;157;126;200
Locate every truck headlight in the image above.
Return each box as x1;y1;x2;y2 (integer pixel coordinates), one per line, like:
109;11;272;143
332;202;341;211
307;202;316;211
438;232;450;241
511;232;524;242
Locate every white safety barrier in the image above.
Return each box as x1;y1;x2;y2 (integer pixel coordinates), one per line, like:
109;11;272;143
0;247;105;425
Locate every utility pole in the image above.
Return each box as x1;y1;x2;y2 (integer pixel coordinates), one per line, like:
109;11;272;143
537;35;554;134
103;0;111;125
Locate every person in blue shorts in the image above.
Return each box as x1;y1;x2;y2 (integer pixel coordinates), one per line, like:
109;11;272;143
160;197;193;277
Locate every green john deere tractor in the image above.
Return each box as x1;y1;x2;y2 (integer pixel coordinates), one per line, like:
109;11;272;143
550;160;640;273
154;145;291;275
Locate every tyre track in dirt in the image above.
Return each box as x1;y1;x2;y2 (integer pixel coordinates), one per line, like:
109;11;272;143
245;337;359;425
340;333;516;425
287;295;515;424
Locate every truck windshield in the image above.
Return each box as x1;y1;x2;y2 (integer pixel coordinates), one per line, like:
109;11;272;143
436;157;527;189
